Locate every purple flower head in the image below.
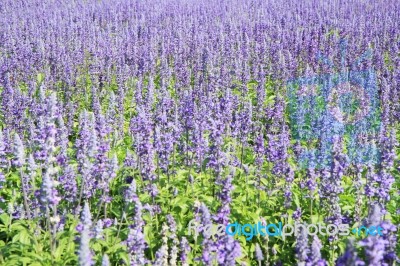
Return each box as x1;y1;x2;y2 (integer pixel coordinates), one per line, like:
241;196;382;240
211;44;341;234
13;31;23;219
130;106;156;182
307;236;327;266
215;171;234;224
40;171;61;207
153;223;169;266
206;116;226;174
149;183;159;198
101;254;110;266
81;202;92;229
87;113;98;159
124;150;136;168
103;218;113;228
59;165;77;203
366;203;381;226
254;133;265;167
76;223;84;233
295;226;309;263
79;202;93;266
195;202;212;238
166;214;177;237
127;224;148;265
12;133;25;167
255;243;264;261
0;130;8;169
0;172;5;189
216;235;242;266
336;239;365;266
126;179;147;265
359;237;387;266
79;226;93;266
94;220;104;239
56;115;69;166
108;153;118;179
380;221;398;264
180;237;191;266
27;154;37;173
293;208;302;221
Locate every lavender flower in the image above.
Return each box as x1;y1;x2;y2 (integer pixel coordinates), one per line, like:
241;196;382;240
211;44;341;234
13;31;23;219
126;180;147;265
295;226;309;265
40;171;61;207
215;171;234;225
307;236;327;266
56;115;69;166
336;239;365;266
0;1;399;265
0;130;8;169
153;223;169;266
255;243;264;262
94;220;104;239
167;215;179;265
293;208;302;221
254;133;265;168
194;202;215;265
101;254;110;266
58;165;77;203
12;133;25;167
357;204;398;266
79;202;93;266
180;237;190;266
320;136;346;226
215;235;242;266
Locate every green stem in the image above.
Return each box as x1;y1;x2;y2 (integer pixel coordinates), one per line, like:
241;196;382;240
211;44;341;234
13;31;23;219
46;206;54;263
20;168;31;220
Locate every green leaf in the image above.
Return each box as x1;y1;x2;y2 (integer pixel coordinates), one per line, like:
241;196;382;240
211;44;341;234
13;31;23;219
0;213;10;225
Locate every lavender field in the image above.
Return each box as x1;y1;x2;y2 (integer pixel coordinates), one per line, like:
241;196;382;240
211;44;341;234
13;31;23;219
0;0;399;265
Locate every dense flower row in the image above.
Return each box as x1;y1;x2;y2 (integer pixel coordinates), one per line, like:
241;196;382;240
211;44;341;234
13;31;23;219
0;0;399;265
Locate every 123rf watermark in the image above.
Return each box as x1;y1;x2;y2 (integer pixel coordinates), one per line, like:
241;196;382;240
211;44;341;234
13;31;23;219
188;220;384;241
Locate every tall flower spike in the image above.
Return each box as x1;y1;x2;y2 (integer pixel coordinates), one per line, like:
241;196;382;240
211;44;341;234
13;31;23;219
40;170;61;207
79;227;92;266
59;165;77;203
87;113;98;159
336;239;365;266
94;220;104;239
126;180;147;266
0;130;6;205
12;133;25;168
358;203;389;266
308;236;327;266
76;110;90;165
130;106;156;184
215;235;242;266
25;154;36;202
79;202;93;266
167;215;179;265
295;226;309;265
0;129;8;169
56;115;69;166
320;135;346;226
215;170;234;225
255;243;264;263
81;202;92;229
13;133;32;218
180;237;190;266
195;202;216;265
101;254;110;266
153;223;169;266
254;132;265;168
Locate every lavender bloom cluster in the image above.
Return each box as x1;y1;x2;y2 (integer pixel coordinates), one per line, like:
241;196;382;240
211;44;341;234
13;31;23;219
0;0;399;265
